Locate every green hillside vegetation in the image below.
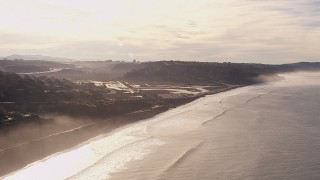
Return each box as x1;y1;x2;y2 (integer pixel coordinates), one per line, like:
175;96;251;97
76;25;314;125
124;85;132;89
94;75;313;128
0;72;157;125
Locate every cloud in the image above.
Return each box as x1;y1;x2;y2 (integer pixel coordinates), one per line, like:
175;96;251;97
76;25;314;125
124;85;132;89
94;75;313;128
0;32;58;45
0;0;319;63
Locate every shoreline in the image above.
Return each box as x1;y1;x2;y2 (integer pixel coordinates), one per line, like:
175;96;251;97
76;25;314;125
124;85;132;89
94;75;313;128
0;85;243;177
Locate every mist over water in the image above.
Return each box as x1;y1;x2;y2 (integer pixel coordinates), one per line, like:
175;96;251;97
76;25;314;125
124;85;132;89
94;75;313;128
3;72;320;180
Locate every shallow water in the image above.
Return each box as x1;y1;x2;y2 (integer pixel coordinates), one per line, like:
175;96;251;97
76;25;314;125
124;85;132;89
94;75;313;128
3;72;320;180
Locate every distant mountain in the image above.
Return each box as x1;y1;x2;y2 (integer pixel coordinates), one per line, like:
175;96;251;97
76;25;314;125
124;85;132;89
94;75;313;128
0;59;75;74
4;54;74;61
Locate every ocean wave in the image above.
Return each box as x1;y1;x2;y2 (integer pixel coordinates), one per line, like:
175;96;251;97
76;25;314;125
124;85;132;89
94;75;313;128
163;142;203;173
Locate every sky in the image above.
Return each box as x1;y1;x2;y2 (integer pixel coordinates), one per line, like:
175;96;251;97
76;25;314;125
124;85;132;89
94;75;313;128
0;0;319;63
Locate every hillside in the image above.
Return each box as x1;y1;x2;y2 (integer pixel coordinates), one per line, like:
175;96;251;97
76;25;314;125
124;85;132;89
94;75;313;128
123;61;320;85
1;61;320;125
0;72;159;125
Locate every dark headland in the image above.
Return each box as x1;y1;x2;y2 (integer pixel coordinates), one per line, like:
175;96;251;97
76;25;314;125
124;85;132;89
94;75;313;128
0;59;320;176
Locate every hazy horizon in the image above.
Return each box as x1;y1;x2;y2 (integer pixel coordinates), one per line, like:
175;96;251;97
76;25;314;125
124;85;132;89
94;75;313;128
1;0;320;63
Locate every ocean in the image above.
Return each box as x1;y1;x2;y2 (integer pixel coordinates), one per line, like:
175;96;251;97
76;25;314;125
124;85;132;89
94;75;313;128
3;72;320;180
